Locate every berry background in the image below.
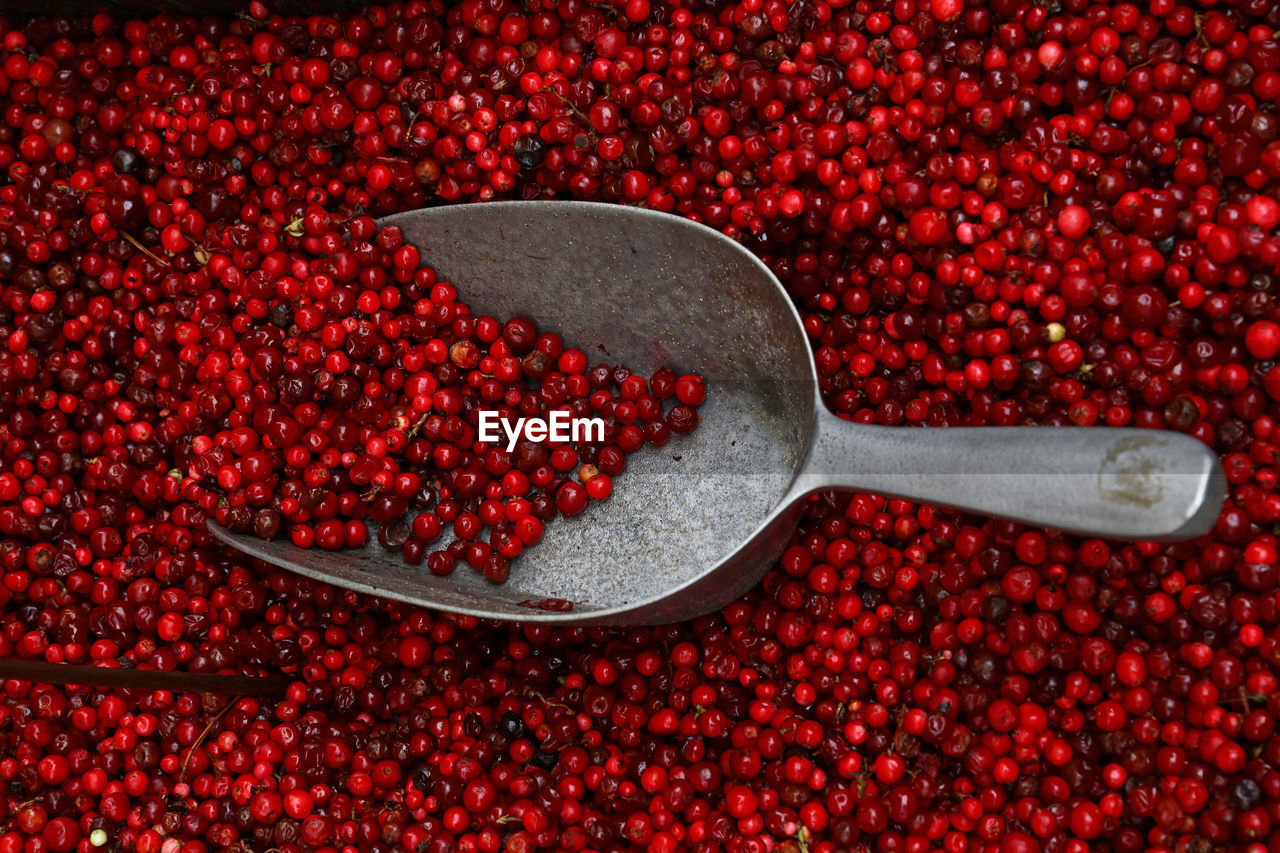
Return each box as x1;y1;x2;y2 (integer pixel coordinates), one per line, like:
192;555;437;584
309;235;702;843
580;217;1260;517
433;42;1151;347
0;1;1279;852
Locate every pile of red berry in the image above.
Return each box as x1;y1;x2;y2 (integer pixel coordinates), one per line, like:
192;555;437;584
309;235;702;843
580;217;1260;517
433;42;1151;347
177;211;705;584
0;0;1279;852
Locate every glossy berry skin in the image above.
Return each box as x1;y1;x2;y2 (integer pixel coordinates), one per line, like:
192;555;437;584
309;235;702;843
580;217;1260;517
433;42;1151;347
675;374;707;407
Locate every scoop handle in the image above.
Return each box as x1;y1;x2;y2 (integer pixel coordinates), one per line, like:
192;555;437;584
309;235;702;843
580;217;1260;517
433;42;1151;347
798;408;1225;541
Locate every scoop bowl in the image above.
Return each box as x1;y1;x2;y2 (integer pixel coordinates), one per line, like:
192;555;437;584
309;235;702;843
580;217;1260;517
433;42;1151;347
209;201;1224;624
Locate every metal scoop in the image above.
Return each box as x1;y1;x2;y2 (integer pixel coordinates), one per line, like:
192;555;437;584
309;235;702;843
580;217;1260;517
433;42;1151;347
209;201;1225;625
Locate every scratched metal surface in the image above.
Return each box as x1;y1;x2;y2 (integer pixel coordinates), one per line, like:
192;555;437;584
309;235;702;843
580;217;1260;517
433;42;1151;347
793;410;1224;541
210;202;817;623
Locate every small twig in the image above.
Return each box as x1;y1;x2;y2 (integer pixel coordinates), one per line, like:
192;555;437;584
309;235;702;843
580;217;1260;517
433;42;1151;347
541;87;599;141
0;658;286;695
404;411;431;440
181;698;237;779
120;231;171;267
